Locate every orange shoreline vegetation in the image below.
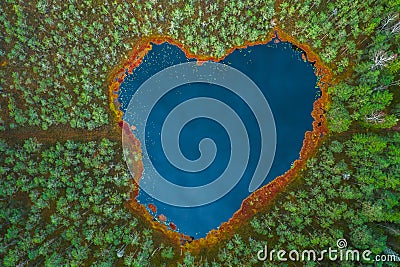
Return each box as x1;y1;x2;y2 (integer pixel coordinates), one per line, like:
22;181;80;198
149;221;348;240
108;27;333;251
120;121;186;245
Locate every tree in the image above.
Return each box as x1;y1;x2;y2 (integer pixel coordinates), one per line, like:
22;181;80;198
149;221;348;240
327;100;352;133
161;246;174;259
389;21;400;34
365;111;386;123
380;13;398;30
372;50;397;69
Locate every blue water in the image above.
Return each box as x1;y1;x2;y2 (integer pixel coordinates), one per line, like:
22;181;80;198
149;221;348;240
118;40;318;238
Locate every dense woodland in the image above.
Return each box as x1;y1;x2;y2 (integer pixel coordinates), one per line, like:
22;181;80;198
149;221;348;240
0;0;399;266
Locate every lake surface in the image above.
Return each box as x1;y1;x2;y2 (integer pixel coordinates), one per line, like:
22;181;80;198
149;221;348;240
118;40;318;238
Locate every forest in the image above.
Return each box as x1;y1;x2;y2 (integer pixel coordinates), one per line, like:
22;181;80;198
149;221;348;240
0;0;399;266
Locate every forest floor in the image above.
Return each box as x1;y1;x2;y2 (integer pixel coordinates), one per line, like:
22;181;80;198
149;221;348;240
0;123;121;145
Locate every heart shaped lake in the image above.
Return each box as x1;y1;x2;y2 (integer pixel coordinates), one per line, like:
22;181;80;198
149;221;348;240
117;39;319;239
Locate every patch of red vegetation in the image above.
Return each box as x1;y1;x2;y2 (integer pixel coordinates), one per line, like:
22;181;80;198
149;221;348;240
109;27;333;251
148;203;157;213
169;222;177;230
158;214;167;223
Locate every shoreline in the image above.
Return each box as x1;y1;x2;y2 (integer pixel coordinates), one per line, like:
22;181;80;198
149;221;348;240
108;27;333;250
